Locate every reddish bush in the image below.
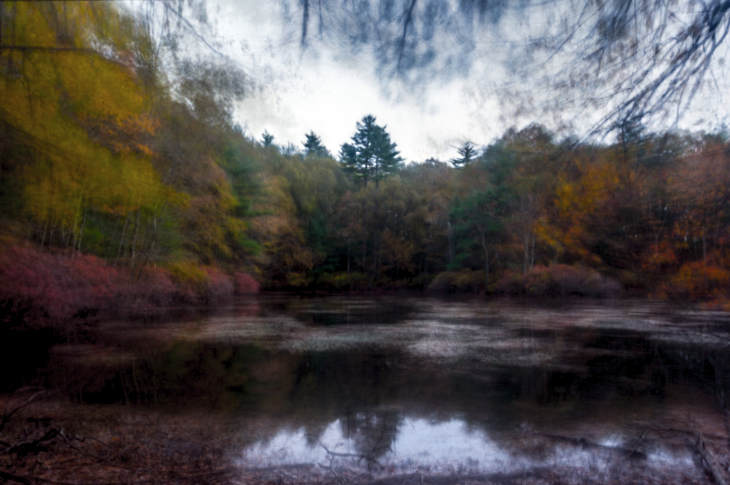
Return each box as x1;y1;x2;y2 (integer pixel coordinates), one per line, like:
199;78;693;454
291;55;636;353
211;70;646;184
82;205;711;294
496;265;622;297
658;262;730;300
492;270;523;295
205;267;234;300
118;266;178;311
0;242;256;326
0;244;120;323
234;272;261;295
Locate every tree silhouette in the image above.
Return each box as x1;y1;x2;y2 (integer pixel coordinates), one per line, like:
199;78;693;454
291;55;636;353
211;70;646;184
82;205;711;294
452;142;478;168
303;131;329;157
262;131;275;148
339;115;402;188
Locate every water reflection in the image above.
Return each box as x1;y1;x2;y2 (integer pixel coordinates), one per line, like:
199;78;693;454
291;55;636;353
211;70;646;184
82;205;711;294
243;417;508;474
240;414;698;478
5;296;730;478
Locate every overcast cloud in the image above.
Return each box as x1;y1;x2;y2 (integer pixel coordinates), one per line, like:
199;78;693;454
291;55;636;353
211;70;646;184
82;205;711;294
210;0;730;162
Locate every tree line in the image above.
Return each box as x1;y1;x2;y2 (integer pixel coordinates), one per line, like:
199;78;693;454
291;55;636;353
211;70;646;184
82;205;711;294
1;2;730;303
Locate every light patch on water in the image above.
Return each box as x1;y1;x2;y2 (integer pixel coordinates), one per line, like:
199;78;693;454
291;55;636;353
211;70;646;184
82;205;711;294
646;448;696;468
239;418;694;474
242;423;342;467
239;416;696;478
240;417;510;474
384;418;510;474
598;435;623;447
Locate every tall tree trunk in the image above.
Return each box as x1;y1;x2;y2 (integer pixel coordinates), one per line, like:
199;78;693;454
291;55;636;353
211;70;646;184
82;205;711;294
40;217;49;248
347;239;352;291
530;231;536;269
115;210;132;266
130;208;141;263
76;204;87;252
523;232;529;275
481;232;489;292
447;220;454;265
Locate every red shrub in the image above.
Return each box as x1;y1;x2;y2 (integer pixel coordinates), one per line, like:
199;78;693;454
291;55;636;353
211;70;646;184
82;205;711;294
117;266;178;311
234;272;261;295
0;242;257;326
205;267;234;300
0;244;120;323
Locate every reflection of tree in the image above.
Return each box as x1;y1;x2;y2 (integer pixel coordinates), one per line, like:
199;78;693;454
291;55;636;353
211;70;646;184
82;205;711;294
49;341;254;411
339;408;401;462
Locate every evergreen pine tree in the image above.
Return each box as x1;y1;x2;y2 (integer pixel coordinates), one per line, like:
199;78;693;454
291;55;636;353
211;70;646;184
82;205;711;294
303;131;329;157
452;141;477;167
339;115;402;187
262;131;275;148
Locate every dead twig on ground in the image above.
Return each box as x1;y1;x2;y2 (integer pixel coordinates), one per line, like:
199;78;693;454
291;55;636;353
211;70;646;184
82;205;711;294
689;430;730;485
1;389;54;434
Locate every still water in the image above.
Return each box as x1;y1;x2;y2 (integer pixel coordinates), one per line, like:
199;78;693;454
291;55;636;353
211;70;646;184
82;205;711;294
16;296;730;479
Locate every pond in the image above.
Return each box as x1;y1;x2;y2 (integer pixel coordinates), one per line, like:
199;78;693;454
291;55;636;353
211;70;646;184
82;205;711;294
7;296;730;482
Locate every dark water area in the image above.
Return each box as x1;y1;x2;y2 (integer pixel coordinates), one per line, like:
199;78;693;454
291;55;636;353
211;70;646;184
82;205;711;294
6;296;730;478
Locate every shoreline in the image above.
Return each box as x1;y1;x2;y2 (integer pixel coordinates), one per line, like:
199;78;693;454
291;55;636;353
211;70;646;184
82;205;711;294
0;393;715;485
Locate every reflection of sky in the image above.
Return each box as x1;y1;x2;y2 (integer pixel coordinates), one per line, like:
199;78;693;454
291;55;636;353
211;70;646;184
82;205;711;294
239;416;696;476
241;417;509;472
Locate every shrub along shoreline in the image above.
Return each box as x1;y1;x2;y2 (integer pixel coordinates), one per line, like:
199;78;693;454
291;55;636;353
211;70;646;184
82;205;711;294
0;241;260;329
6;239;728;331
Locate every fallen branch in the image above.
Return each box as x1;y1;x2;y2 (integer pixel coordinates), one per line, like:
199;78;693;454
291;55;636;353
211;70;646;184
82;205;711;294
319;443;365;460
0;469;34;485
1;389;53;433
690;431;730;485
1;428;60;456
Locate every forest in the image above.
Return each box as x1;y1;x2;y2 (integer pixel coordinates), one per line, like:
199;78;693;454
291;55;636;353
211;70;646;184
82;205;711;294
1;2;730;328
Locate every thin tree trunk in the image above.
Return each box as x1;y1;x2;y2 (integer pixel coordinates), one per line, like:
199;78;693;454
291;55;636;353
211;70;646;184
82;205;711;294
48;222;55;247
481;233;489;292
40;217;49;248
347;239;352;291
447;221;454;265
115;210;132;266
76;204;87;252
523;233;529;275
530;231;536;269
130;208;141;263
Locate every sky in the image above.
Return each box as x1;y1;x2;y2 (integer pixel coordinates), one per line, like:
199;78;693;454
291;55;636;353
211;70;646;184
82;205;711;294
211;1;505;162
207;1;730;163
